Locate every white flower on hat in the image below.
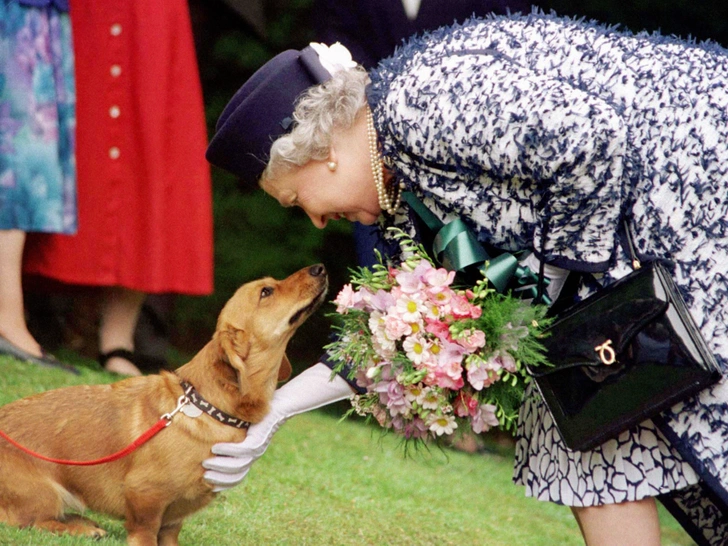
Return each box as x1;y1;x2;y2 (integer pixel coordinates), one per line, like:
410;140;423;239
309;42;357;76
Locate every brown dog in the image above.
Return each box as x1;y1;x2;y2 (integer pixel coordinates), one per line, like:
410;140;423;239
0;264;328;545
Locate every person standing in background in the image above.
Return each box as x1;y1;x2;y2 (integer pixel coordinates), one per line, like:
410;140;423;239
23;1;214;376
0;0;78;374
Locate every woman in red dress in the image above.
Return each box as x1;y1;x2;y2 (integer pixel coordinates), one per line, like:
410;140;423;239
24;1;214;375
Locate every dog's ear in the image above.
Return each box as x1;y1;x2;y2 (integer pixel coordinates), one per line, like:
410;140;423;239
216;326;250;396
278;354;292;382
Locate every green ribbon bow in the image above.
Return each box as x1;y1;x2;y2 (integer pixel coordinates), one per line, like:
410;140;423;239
402;192;550;304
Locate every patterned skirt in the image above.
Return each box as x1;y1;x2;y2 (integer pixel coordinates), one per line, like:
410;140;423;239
512;382;699;506
0;2;76;233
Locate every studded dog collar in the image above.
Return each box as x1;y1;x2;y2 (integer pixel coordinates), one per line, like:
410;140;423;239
179;380;251;430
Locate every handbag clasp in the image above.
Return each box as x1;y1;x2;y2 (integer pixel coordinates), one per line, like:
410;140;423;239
594;340;616;365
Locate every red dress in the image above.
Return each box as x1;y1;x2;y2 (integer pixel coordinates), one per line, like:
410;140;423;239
24;1;213;296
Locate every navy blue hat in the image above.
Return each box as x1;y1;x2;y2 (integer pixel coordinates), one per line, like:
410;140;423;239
206;46;333;184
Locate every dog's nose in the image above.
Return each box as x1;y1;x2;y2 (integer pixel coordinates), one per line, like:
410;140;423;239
308;264;326;277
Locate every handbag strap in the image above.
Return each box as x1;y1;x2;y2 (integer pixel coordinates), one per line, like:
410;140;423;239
536;219;641;303
622;221;642;270
535;220;550;305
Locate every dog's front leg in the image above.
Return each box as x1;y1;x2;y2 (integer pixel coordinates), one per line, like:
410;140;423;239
124;491;166;546
157;522;182;546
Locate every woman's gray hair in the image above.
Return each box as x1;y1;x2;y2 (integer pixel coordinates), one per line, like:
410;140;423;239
263;65;370;183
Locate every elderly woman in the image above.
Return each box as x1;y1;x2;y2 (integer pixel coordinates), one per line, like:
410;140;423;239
204;12;728;545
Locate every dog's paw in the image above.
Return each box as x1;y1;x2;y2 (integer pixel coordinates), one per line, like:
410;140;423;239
61;515;108;539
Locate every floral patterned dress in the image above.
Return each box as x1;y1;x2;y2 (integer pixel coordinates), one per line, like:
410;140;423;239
363;12;728;545
0;1;76;233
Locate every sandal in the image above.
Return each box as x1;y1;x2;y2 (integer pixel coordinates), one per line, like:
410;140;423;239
99;348;143;376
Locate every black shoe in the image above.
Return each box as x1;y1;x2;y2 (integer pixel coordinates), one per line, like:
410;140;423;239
0;334;79;375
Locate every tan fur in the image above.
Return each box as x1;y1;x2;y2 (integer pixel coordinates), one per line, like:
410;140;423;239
0;265;327;546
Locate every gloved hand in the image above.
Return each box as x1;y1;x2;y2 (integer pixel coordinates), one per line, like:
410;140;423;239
520;253;570;302
202;363;354;491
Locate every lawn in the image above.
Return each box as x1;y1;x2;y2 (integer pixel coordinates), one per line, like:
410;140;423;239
0;356;694;545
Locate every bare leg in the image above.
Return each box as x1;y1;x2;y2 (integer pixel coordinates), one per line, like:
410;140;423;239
99;287;146;376
571;497;661;546
0;230;42;357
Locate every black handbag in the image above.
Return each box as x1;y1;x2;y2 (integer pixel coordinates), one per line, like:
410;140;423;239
528;223;721;452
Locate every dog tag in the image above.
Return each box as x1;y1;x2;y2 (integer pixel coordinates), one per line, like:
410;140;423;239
181;404;203;418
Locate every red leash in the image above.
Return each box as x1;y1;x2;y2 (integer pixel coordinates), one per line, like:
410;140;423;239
0;419;168;466
0;394;189;466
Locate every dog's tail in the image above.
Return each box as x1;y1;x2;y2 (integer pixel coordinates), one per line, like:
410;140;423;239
52;482;87;514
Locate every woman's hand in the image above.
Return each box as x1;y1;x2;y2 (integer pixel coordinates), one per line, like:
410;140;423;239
202;363;354;491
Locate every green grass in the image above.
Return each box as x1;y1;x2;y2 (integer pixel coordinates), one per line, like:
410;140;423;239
0;356;694;545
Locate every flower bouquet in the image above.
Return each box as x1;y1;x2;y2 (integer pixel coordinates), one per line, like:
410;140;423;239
325;229;551;444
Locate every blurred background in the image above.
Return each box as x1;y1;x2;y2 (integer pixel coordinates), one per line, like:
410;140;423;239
29;0;728;376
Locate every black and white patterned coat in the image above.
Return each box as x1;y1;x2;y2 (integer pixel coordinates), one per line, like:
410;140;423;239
366;12;728;544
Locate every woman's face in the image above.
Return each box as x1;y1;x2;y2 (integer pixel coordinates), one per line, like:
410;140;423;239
261;111;382;229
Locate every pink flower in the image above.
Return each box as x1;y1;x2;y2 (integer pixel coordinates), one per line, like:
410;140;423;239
423;267;455;289
366;289;396;312
402;417;429;439
384;381;411;417
424;317;451;340
453;391;479;418
450;293;474;318
384;313;410;340
498;351;517;373
486;351;517;374
466;359;499;391
333;284;364;313
471;404;499;434
456;329;486;351
432;361;464;390
395;260;432;293
437;339;467;368
427;287;454;309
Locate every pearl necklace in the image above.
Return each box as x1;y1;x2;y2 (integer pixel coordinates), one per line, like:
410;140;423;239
366;107;404;215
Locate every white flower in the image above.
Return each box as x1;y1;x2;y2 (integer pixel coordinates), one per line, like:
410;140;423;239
402;334;430;365
309;42;357;76
427;413;458;436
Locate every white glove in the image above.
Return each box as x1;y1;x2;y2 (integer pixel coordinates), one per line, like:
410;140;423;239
520;253;570;302
202;363;354;491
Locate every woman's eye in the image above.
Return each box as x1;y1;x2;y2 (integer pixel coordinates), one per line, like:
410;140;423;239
260;287;274;298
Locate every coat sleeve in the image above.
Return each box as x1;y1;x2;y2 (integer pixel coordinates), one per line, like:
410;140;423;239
381;50;629;271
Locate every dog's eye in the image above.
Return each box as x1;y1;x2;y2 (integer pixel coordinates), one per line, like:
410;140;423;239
260;286;274;299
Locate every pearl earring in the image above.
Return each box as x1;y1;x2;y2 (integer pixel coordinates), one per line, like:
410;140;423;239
327;161;337;172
